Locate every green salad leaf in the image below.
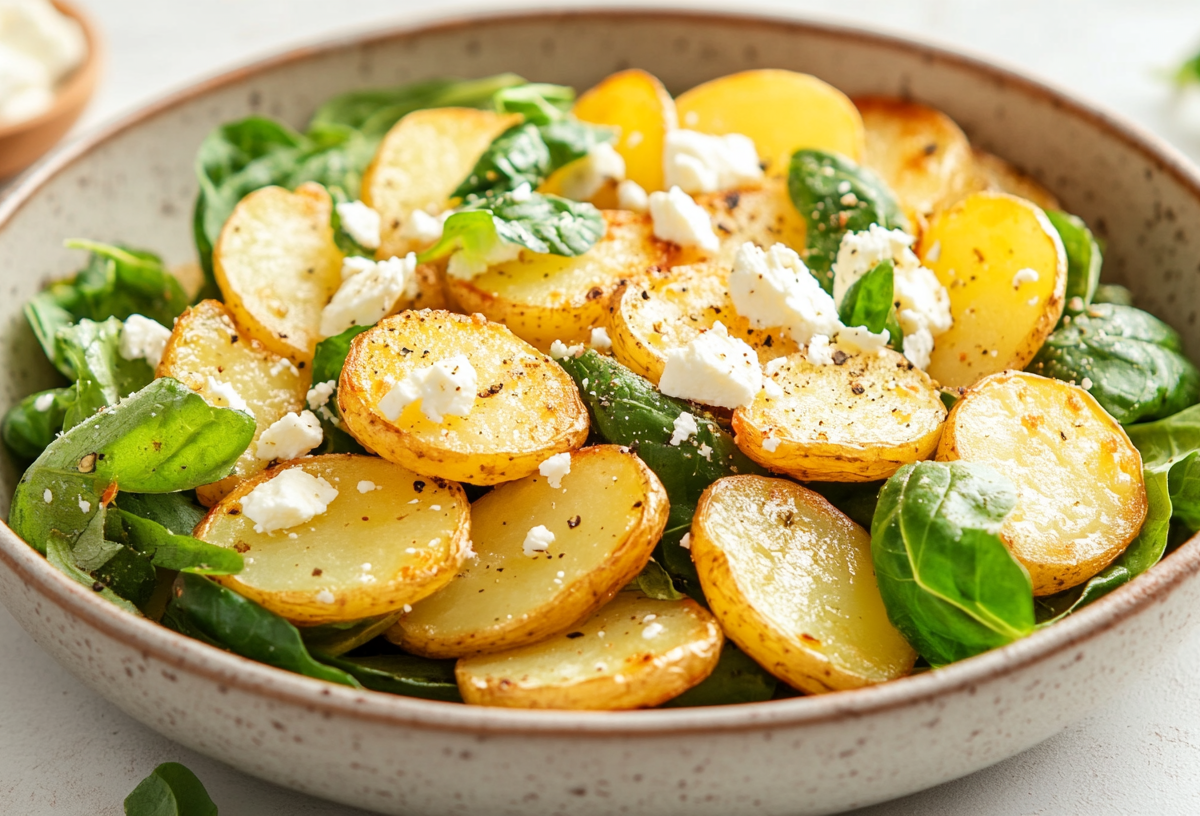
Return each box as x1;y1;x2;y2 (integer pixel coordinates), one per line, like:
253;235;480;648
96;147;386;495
630;559;685;601
1046;211;1102;314
661;642;777;707
2;387;72;461
115;492;207;536
492;83;575;125
299;612;402;657
109;509;243;575
1027;303;1200;424
45;530;142;615
308;326;370;454
808;480;884;530
314;652;462;702
871;461;1033;666
326;184;375;258
124;762;218;816
1174;48;1200;88
837;258;902;345
56;318;155;430
1092;283;1134;307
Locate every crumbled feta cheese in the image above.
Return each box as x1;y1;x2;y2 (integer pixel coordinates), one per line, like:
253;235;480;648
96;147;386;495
522;524;555;557
832;224;915;303
648;186;720;252
1067;296;1084;312
1028;296;1039;307
806;334;836;366
762;378;784;399
118;314;172;369
33;392;55;411
78;497;90;513
255;411;323;461
835;325;890;356
729;242;841;344
316;589;336;604
617;179;649;212
357;480;378;493
1081;377;1094;390
320;253;417;338
663;129;763;194
339;255;376;281
669;412;699;446
589;326;612;351
378;355;477;424
762;436;782;453
925;240;942;263
549;339;584;359
446;236;523;280
510;181;533;202
336;200;382;250
42;489;52;503
0;0;86;125
559;141;626;201
306;380;336;410
679;532;692;550
539;452;572;489
1012;267;1040;288
204;377;251;414
698;443;713;461
402;603;413;613
399;209;449;245
901;328;936;371
240;468;339;534
659;322;762;409
642;621;665;640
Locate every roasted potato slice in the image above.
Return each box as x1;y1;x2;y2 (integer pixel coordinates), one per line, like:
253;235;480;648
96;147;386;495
455;591;723;710
692;475;917;693
338;310;589;484
936;371;1147;596
918;192;1067;388
195;455;470;625
390;445;668;657
608;262;798;384
694;177;808;267
733;349;946;482
363;107;521;259
675;69;865;172
971;149;1061;212
214;182;344;365
445;210;673;350
572;69;677;194
856;96;980;224
157;300;309;506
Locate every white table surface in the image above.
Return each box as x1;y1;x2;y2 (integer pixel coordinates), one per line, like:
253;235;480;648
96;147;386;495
3;1;1200;813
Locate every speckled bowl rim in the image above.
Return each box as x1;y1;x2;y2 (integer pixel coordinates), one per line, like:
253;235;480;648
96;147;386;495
3;7;1200;738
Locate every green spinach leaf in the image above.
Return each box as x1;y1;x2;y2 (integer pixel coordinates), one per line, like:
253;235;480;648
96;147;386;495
45;531;141;615
452;120;614;200
115;492;206;536
661;642;777;707
109;509;243;574
56;318;155;430
631;559;685;601
299;612;402;657
308;325;370;454
837;258;902;342
124;762;218;816
871;461;1032;666
492;83;575;125
2;387;71;460
1174;48;1200;87
315;652;461;702
1092;283;1133;307
808;480;884;530
1046;211;1102;314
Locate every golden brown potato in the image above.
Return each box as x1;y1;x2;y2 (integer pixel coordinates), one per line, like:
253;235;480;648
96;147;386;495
338;310;589;484
157;300;309;506
692;475;917;694
445;210;673;350
936;371;1147;595
971;149;1061;212
607;262;798;384
390;445;668;657
918;192;1067;388
733;349;947;482
572;69;678;194
195;455;470;625
455;592;723;710
362;107;521;259
694;177;809;267
675;69;865;172
214;182;344;364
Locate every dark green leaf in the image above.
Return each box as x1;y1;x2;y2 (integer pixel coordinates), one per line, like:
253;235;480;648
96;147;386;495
787;149;908;292
308;326;371;454
299;612;402;657
871;461;1032;666
110;509;243;574
1027;303;1199;424
1092;283;1133;307
315;652;461;702
124;762;218;816
452;120;615;200
630;558;685;601
56;318;155;430
1046;211;1102;314
807;480;883;530
838;259;896;336
44;531;141;615
166;573;360;688
661;642;777;707
493;83;575;125
115;492;206;536
2;387;71;460
91;543;158;607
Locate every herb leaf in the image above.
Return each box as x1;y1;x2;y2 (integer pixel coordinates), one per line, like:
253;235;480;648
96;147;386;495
314;652;462;702
45;531;142;615
110;509;243;575
452;120;615;200
56;318;155;430
299;612;402;657
493;83;575;125
661;643;777;707
838;258;899;338
1046;211;1102;314
308;326;370;454
2;387;72;461
631;559;685;601
124;762;218;816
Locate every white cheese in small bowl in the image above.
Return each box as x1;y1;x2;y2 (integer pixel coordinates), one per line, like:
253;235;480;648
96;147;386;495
0;0;86;125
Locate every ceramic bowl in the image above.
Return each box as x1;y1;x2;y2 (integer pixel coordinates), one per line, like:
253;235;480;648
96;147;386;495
2;10;1200;816
0;0;102;180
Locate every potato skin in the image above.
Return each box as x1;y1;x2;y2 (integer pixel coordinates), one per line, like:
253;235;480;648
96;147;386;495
970;149;1061;212
338;310;589;485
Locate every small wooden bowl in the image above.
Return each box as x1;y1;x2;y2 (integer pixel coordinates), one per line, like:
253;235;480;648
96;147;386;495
0;0;101;180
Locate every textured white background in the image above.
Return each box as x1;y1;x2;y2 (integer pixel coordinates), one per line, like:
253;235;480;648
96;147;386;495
4;1;1200;813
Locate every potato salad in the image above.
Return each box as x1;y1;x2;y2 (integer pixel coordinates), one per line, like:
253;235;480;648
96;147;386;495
8;69;1200;709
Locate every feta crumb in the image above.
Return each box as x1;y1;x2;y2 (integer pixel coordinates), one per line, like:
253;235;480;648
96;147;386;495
118;314;172;369
806;334;836;366
840;192;859;207
926;240;942;263
642;621;665;640
663;129;763;194
306;380;336;410
659;322;762;409
240;468;339;534
378;355;477;424
669;412;699;446
730;242;841;344
679;532;692;550
339;255;376;281
522;524;555;557
446;236;523;280
1081;377;1094;390
1012;268;1040;288
43;489;52;503
901;328;936;371
1067;296;1084;312
336;200;382;250
763;378;784;399
764;357;788;377
836;325;890;356
403;604;413;613
589;326;612;351
763;436;782;453
320;253;417;338
617;179;649;212
34;392;55;411
205;377;252;414
538;452;572;489
649;186;720;252
698;442;713;461
256;411;323;461
268;357;300;379
559;141;626;201
357;480;378;494
510;181;534;202
399;209;449;245
78;497;90;513
549;339;584;359
316;589;336;604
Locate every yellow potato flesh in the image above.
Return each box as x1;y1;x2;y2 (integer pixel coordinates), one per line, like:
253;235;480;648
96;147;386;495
446;210;672;350
214;183;343;365
919;192;1066;388
608;262;798;384
572;69;677;193
694;178;808;268
455;592;723;710
733;349;946;482
338;310;589;485
692;476;916;693
391;445;668;657
675;69;865;173
196;455;469;625
936;371;1147;596
363;108;521;259
156;299;309;506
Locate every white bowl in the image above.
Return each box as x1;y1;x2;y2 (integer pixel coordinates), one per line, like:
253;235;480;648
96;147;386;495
3;10;1199;816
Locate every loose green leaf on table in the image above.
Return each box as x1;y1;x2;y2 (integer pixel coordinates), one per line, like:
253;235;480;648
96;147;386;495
2;387;72;460
1046;210;1102;314
1173;48;1200;88
871;460;1032;667
1027;303;1200;424
124;762;218;816
315;652;462;702
661;642;777;707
